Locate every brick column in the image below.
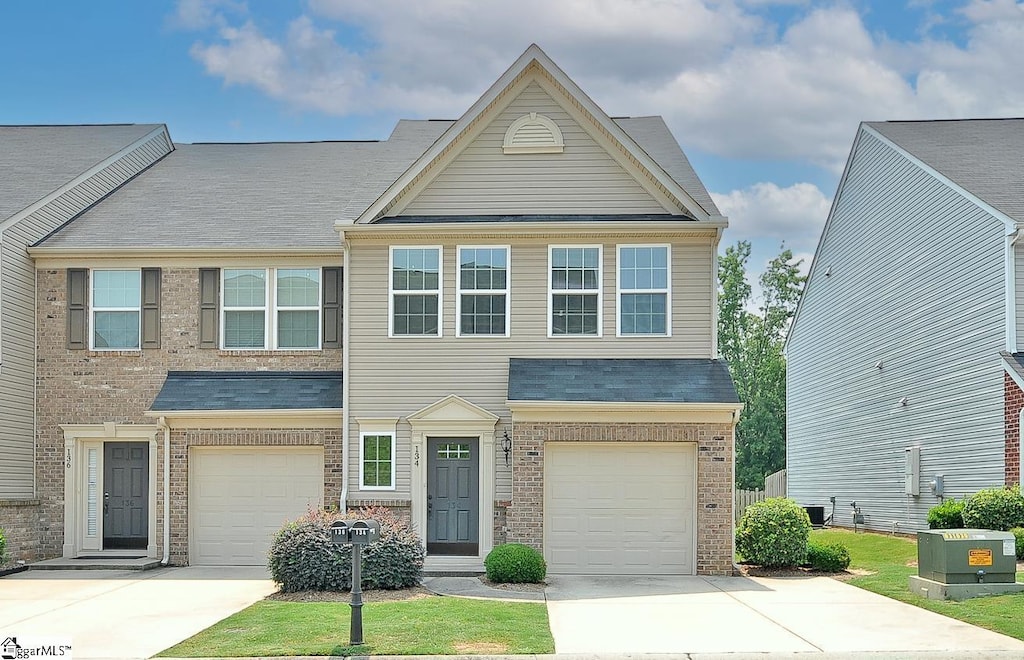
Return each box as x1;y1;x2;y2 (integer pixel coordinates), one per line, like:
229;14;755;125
1006;373;1023;485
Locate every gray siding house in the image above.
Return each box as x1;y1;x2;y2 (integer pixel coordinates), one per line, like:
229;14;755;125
10;46;742;575
0;125;172;561
787;119;1024;533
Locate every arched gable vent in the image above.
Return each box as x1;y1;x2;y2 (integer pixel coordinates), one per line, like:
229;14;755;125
502;112;564;154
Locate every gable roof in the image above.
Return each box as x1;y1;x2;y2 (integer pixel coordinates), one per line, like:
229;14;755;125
867;118;1024;224
0;124;162;224
35;120;451;250
353;44;721;225
507;358;739;404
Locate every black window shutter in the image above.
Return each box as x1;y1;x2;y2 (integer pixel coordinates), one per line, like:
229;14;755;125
198;268;220;349
67;269;88;350
322;267;343;349
141;268;161;349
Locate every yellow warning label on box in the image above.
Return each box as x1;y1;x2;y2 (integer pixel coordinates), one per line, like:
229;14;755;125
943;532;969;540
968;548;993;566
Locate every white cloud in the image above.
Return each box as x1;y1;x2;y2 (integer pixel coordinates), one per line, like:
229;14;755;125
712;182;831;253
168;0;245;30
178;0;1024;171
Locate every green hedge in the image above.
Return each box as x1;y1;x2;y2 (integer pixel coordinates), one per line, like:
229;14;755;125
484;543;546;583
736;497;811;568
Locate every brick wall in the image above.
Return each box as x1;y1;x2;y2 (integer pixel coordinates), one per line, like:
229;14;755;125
0;500;40;564
508;421;735;576
1005;372;1022;485
36;267;343;560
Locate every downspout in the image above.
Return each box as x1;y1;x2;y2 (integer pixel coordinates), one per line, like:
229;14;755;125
156;415;171;565
1007;225;1020;353
340;233;351;512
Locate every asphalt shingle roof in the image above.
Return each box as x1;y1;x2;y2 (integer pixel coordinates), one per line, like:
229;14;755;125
507;358;739;404
0;124;160;223
149;371;343;412
37;120;452;249
37;117;714;250
867;119;1024;224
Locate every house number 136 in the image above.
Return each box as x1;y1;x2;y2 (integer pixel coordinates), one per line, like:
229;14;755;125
66;448;72;469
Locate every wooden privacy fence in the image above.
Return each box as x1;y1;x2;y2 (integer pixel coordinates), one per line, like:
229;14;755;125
734;469;788;522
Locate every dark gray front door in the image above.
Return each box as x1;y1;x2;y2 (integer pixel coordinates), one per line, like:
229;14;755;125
426;438;479;555
103;442;149;550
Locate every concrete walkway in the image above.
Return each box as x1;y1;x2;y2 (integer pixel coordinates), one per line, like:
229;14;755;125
0;566;275;659
543;574;1024;655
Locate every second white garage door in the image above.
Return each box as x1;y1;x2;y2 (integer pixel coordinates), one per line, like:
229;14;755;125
545;442;695;575
190;447;324;565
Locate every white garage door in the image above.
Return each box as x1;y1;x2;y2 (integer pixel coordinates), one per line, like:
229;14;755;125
545;442;695;575
190;447;324;565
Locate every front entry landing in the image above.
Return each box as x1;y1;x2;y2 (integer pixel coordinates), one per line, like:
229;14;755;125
426;437;479;555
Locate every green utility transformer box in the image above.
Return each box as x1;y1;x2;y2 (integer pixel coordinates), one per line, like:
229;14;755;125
910;529;1024;601
918;529;1017;583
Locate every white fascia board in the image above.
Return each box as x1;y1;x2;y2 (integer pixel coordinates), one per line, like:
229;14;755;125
143;408;343;429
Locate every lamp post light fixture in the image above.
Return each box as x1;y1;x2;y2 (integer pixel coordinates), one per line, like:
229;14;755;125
501;429;512;466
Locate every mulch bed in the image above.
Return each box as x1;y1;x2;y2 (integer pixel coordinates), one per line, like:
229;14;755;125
269;586;433;602
479;576;546;592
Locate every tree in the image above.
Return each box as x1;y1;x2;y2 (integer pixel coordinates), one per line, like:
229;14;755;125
718;241;805;490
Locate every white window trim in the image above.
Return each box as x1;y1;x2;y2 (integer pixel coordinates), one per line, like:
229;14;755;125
221;267;322;350
389;246;443;338
359;427;397;491
547;244;603;338
616;244;672;338
89;268;142;351
274;267;323;350
456;245;511;338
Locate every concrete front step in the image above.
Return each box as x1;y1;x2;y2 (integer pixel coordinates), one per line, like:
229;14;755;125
29;556;162;571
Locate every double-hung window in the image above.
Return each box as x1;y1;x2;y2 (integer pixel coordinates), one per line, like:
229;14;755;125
458;246;509;336
618;245;670;336
91;270;142;349
221;268;321;349
549;246;602;336
390;247;441;336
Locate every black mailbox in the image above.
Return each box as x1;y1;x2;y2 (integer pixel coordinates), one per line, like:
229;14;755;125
348;520;381;545
330;520;351;545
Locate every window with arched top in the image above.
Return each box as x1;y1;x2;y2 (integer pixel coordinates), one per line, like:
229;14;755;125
502;112;564;154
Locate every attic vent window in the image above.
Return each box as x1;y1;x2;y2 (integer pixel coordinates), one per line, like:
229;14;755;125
503;112;564;154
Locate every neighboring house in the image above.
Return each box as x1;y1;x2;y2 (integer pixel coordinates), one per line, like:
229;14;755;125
0;125;172;561
21;45;740;574
787;118;1024;533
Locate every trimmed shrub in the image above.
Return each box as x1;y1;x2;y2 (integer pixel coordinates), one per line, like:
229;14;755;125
805;542;851;572
927;498;965;529
484;543;546;583
736;497;812;568
0;527;7;565
268;506;424;592
1012;528;1024;561
962;485;1024;531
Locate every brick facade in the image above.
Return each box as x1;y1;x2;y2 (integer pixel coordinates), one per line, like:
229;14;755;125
36;267;343;561
0;500;40;564
1005;372;1022;485
508;421;735;576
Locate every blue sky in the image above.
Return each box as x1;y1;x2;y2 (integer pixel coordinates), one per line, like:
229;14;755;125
3;1;1023;292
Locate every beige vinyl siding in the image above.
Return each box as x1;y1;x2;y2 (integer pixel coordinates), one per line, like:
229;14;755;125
787;129;1006;533
0;129;171;499
401;82;669;216
346;235;715;501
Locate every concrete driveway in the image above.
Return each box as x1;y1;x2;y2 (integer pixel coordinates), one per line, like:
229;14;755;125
0;567;275;659
545;574;1024;655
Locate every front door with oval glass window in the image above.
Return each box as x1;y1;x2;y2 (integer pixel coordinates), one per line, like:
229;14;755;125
426;438;479;555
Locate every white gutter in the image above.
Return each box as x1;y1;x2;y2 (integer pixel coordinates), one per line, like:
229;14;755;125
1007;225;1021;353
156;415;171;565
339;233;351;511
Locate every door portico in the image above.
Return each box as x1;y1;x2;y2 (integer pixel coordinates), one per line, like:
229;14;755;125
407;395;498;566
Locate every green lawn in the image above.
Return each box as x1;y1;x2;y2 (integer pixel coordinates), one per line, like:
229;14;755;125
158;596;554;657
812;529;1024;640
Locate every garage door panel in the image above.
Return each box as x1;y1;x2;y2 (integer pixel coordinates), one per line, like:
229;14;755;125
545;443;695;575
191;447;324;565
